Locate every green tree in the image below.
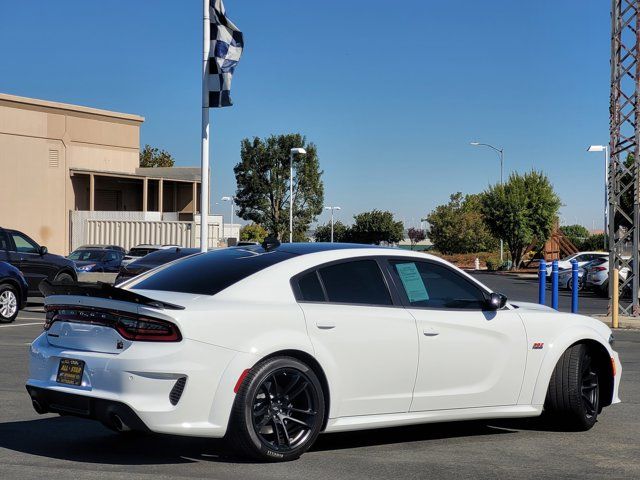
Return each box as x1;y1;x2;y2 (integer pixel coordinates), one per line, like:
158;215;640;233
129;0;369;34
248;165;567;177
481;170;561;269
407;227;426;250
239;223;268;243
234;134;324;240
582;233;606;251
426;192;497;254
139;145;175;167
560;224;591;250
314;221;349;243
348;210;404;245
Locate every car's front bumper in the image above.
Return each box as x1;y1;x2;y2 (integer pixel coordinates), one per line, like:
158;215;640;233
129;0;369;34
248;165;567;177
25;332;255;437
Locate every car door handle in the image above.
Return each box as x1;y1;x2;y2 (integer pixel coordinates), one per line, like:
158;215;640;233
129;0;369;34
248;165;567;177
422;328;439;337
316;322;336;330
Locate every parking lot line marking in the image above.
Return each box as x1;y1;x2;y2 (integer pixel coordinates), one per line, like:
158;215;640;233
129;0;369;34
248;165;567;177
0;322;42;328
16;317;44;321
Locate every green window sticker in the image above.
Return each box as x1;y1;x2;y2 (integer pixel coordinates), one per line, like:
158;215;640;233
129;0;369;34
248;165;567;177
395;262;429;303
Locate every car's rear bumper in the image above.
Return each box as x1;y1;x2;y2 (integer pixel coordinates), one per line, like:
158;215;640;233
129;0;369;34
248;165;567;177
25;332;255;437
26;385;150;432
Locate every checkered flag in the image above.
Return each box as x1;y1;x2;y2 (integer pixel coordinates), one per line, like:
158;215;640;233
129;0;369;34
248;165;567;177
207;0;244;108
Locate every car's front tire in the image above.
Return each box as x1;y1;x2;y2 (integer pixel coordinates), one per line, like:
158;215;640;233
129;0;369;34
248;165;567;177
544;343;600;430
227;356;325;462
54;272;75;284
0;283;19;323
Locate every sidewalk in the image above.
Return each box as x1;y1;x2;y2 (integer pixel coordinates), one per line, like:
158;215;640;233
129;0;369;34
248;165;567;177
591;315;640;330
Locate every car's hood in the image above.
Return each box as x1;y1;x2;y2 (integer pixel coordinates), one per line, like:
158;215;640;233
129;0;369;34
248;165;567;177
74;260;101;267
509;301;556;312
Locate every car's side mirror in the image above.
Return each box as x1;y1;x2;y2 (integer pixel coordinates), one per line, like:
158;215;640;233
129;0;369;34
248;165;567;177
486;292;507;310
38;246;48;256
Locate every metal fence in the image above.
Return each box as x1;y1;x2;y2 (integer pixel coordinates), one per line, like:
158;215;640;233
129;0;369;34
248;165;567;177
75;219;219;251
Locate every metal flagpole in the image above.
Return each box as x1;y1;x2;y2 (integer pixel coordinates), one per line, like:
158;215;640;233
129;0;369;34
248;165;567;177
200;0;210;252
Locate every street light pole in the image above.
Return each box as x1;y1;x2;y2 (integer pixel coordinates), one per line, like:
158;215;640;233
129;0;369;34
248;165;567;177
221;196;235;240
587;145;610;249
289;148;307;243
325;206;342;242
470;141;504;262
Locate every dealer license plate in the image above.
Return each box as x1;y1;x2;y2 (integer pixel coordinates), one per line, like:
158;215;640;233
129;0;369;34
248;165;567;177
56;358;85;386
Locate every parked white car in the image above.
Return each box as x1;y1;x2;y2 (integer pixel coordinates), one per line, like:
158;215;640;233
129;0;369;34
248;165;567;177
120;244;180;266
26;243;621;461
584;258;630;296
546;252;608;277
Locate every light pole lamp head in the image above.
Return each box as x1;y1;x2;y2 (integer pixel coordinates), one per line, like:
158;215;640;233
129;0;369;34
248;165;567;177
470;142;480;146
290;147;307;155
587;145;606;152
221;196;233;202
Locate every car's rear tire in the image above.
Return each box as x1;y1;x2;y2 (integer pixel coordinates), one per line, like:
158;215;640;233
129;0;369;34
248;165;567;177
226;356;325;462
544;343;600;430
0;284;19;323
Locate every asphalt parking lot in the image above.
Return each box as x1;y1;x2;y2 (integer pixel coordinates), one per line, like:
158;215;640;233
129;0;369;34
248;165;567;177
470;272;609;316
1;301;638;480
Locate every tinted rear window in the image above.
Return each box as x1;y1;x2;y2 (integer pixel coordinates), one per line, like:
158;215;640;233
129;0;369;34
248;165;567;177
131;248;295;295
298;271;325;302
318;260;392;306
131;249;197;266
128;248;158;257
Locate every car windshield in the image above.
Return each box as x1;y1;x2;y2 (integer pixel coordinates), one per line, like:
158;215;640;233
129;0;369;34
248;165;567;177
128;248;197;266
130;247;295;295
68;250;106;261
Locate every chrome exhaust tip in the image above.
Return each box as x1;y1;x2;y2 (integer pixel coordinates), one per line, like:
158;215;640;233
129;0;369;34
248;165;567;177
110;413;131;432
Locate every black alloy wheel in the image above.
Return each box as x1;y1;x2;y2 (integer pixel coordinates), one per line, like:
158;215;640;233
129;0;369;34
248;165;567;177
251;368;318;452
580;352;600;419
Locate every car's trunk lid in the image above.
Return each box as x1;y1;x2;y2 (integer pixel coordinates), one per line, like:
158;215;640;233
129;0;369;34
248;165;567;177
41;281;185;354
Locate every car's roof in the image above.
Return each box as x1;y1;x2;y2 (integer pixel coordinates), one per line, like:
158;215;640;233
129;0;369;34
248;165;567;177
77;245;121;250
131;244;179;249
236;242;385;255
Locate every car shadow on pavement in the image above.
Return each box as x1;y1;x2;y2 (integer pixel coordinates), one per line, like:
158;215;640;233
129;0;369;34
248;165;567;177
0;416;234;465
0;415;519;465
311;420;515;452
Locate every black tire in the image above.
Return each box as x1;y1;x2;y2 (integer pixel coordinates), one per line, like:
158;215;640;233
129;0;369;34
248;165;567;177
544;344;600;430
54;272;75;284
0;283;19;323
226;356;325;462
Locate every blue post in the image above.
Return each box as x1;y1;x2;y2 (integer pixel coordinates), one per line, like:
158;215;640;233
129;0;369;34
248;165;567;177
538;259;546;305
571;259;579;313
551;260;559;310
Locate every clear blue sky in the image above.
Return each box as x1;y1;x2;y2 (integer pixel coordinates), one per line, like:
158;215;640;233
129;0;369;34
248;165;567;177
0;0;610;230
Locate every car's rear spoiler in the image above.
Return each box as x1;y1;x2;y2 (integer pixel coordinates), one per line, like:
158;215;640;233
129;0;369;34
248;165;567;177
39;280;185;310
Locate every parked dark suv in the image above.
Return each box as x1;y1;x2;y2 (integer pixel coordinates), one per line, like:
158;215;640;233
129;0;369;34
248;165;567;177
0;227;77;296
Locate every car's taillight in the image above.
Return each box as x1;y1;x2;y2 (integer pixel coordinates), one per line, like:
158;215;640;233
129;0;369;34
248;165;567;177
44;306;181;342
115;317;181;341
594;266;607;271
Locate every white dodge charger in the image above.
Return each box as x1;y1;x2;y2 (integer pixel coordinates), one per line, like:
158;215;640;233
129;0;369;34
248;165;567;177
26;242;622;461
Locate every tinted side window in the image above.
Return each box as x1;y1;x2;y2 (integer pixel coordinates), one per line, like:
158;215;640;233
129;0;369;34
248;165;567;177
318;260;392;306
298;271;325;302
11;232;38;254
390;260;486;310
0;231;9;250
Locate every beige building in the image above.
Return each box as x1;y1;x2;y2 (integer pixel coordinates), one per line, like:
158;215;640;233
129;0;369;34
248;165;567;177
0;93;225;255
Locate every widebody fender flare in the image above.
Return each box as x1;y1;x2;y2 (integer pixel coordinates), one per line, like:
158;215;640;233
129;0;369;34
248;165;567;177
528;326;614;407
